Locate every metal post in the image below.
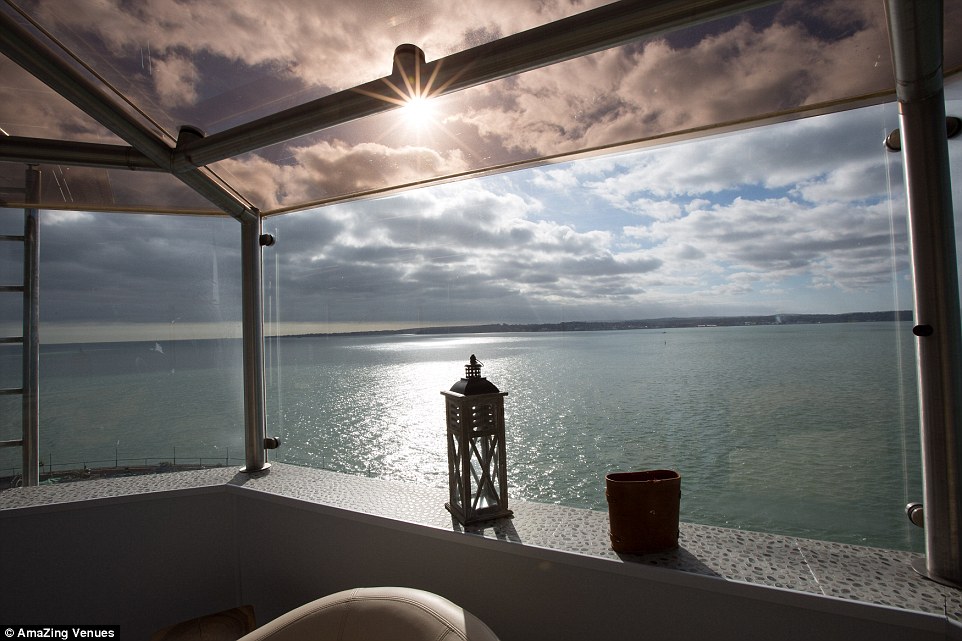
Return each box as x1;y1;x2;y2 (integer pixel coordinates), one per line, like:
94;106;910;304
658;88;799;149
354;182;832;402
886;0;962;586
22;165;40;486
241;215;269;472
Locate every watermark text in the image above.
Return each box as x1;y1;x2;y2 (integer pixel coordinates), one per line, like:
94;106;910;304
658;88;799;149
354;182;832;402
3;627;118;639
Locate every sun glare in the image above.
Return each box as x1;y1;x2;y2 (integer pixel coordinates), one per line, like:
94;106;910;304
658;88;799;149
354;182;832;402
401;96;436;128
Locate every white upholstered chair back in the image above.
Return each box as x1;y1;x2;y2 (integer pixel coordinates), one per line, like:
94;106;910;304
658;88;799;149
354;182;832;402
237;587;502;641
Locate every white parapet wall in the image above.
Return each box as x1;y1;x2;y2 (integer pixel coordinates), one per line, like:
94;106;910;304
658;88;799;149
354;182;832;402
1;464;960;640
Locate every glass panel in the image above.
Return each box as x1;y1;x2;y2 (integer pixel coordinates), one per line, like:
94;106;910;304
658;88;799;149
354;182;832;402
266;92;925;551
0;51;124;143
0;213;24;287
0;211;244;485
0;161;224;215
220;0;922;213
0;340;21;454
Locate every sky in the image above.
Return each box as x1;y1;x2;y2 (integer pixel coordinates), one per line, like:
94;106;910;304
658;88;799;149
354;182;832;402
1;0;961;342
262;99;957;334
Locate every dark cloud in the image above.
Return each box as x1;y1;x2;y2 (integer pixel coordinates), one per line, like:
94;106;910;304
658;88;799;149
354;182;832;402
0;211;239;326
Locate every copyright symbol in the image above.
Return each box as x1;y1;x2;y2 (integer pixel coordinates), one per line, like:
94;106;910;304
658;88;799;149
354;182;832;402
5;628;14;638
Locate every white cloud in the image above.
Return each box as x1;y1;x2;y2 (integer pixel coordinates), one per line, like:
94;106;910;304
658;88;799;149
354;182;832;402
214;139;470;211
444;0;896;165
42;210;96;225
31;0;610;103
265;176;668;323
583;105;894;209
151;54;200;108
623;195;905;296
0;64;118;142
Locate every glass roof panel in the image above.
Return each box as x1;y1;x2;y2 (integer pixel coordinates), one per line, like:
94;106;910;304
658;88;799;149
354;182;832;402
6;0;612;138
1;0;960;216
222;0;962;215
0;160;224;214
0;51;125;143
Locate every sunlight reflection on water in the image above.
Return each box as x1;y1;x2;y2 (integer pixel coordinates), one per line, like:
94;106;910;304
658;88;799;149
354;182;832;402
266;324;923;551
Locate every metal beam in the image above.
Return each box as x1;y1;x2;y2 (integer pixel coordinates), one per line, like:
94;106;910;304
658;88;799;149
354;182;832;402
886;0;962;587
0;136;161;171
172;0;774;170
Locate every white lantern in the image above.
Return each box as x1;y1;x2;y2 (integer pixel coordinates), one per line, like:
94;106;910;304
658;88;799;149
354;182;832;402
442;355;512;525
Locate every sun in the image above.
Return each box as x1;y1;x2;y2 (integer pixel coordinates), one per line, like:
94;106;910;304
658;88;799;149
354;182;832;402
401;95;436;129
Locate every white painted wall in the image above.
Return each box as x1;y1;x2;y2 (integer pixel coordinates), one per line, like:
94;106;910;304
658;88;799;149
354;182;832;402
0;489;239;639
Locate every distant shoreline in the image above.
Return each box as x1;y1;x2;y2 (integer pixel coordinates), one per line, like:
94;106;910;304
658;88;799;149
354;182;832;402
17;311;914;349
293;310;914;338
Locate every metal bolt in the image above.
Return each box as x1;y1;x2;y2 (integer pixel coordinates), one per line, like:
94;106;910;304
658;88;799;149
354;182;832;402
906;502;925;528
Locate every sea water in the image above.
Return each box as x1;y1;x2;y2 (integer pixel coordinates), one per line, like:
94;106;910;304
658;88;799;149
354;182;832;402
0;322;924;551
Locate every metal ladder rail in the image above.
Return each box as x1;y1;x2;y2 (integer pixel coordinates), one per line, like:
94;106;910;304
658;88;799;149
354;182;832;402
0;166;40;486
0;231;26;456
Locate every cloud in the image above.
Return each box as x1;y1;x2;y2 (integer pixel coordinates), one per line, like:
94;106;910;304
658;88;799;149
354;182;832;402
627;196;906;294
24;0;610;125
262;94;911;326
4;86;918;338
214;139;469;211
151;54;200;108
1;212;240;327
262;177;669;324
0;63;118;142
563;104;897;218
444;0;896;163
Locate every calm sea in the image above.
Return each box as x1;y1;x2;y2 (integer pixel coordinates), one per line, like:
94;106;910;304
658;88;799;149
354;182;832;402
0;322;924;551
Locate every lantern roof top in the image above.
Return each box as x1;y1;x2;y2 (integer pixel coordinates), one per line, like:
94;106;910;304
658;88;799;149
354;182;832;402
449;355;501;396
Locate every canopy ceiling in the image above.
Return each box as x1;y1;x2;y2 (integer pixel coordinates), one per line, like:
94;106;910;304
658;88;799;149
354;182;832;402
1;0;960;218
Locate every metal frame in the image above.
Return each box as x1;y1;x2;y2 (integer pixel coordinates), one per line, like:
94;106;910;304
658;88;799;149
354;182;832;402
0;11;256;223
0;136;162;172
22;166;40;486
241;216;269;472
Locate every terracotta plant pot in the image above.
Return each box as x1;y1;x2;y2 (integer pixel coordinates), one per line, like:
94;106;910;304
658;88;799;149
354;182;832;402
605;469;681;554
